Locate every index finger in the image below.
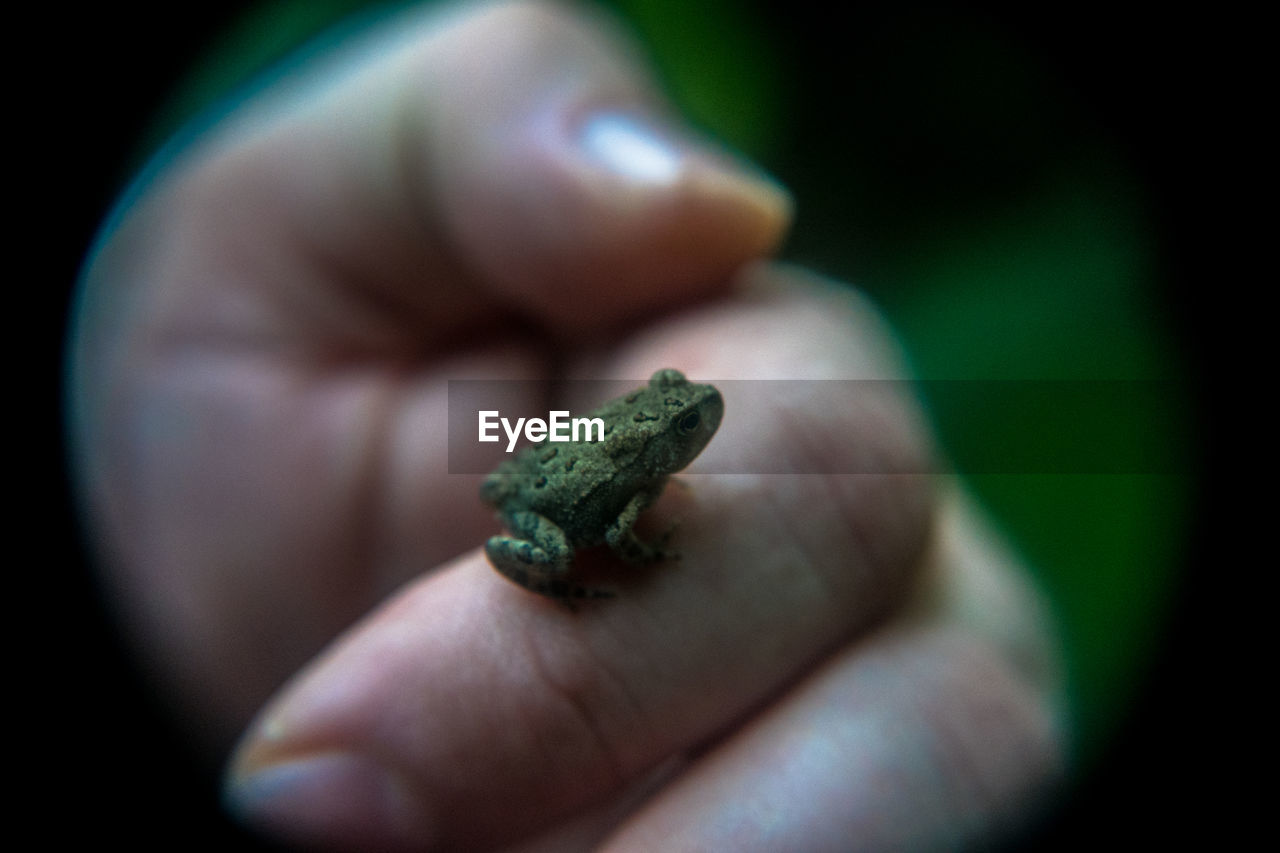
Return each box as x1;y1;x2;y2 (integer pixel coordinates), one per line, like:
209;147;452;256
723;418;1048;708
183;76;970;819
226;267;936;850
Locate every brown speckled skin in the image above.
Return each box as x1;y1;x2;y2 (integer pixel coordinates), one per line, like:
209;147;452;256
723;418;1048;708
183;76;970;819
481;369;723;601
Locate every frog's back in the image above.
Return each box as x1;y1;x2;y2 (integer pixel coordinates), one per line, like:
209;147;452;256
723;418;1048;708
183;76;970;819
479;368;723;544
481;439;641;515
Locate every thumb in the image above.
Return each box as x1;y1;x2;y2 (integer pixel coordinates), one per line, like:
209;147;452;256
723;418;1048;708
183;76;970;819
418;1;793;329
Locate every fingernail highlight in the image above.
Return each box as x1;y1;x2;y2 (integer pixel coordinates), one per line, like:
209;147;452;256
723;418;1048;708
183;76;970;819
578;111;683;183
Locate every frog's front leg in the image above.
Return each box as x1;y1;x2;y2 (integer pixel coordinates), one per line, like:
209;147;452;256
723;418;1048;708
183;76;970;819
486;511;613;601
606;479;675;565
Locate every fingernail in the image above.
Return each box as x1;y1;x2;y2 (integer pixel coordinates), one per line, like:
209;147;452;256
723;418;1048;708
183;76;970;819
226;752;434;850
578;110;684;183
576;108;793;231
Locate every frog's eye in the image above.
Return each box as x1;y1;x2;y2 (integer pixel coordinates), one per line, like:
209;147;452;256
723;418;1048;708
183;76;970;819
677;411;700;434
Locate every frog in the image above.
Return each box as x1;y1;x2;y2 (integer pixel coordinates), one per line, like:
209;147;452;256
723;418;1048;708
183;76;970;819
480;368;723;602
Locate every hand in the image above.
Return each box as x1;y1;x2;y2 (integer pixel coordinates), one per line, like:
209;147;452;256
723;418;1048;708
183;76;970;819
68;2;1063;849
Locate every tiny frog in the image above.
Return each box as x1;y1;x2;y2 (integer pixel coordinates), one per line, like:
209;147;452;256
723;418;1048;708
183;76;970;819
480;368;723;601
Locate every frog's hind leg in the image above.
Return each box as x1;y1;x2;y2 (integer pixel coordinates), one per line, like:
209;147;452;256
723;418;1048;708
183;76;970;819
485;511;614;603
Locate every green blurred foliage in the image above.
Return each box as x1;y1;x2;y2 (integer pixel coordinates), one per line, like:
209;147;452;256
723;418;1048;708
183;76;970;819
140;0;1191;769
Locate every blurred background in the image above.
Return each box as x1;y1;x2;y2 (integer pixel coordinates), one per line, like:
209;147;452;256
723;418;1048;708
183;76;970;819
55;0;1215;846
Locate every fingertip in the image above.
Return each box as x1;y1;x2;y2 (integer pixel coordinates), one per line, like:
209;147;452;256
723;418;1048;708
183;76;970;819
226;752;436;852
568;105;794;299
448;102;793;329
417;3;792;329
573;109;793;238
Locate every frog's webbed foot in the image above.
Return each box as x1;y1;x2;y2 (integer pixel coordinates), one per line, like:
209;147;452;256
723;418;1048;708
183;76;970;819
485;511;613;603
605;522;679;565
606;483;679;565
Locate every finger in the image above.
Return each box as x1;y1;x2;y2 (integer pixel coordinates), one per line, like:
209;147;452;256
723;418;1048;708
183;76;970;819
225;267;937;849
420;2;792;331
600;627;1063;851
599;487;1065;850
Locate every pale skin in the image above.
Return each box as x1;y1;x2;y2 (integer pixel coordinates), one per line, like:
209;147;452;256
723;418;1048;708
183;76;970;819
68;2;1065;850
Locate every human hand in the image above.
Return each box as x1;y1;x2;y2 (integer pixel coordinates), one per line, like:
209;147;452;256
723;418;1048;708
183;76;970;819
68;2;1063;849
